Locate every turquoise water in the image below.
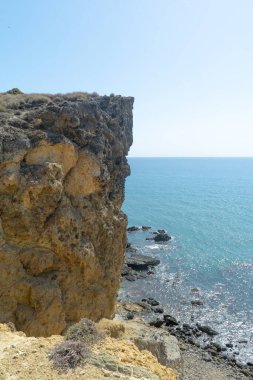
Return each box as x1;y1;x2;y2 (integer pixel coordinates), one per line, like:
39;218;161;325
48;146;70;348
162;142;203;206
122;158;253;363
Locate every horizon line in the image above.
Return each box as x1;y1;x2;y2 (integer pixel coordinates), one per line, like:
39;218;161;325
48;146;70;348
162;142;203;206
127;156;253;159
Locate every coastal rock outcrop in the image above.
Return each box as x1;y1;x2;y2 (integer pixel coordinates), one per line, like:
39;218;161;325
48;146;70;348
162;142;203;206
0;321;178;380
0;91;133;336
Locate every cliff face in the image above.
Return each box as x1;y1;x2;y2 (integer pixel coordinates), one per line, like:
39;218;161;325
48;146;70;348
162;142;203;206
0;92;133;336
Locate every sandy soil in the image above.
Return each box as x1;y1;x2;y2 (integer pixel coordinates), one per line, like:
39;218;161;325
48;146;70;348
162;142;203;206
0;323;177;380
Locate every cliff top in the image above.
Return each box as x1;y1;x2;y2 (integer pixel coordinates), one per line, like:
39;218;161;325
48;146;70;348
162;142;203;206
0;89;134;112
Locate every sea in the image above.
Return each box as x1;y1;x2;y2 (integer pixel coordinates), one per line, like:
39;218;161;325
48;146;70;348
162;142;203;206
121;157;253;364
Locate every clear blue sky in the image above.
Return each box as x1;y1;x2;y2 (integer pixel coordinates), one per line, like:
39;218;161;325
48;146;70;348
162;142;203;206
1;0;253;157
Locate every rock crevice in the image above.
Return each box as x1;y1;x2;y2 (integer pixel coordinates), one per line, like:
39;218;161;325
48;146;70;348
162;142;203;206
0;92;133;336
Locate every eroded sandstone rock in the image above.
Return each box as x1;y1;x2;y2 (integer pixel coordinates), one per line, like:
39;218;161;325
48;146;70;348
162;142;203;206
0;91;133;336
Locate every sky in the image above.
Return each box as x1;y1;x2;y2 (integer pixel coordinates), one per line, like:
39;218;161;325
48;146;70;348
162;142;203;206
1;0;253;157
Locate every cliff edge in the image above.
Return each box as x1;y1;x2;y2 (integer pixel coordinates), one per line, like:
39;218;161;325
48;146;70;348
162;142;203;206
0;91;134;336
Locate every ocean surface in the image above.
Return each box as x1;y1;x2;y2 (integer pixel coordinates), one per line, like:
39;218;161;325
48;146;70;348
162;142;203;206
122;158;253;364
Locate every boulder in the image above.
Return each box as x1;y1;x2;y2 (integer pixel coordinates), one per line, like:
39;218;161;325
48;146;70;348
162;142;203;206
164;315;179;326
149;319;164;328
126;255;160;270
127;226;140;232
145;298;160;306
154;233;171;242
126;242;137;253
191;300;204;306
125;320;182;376
196;323;218;336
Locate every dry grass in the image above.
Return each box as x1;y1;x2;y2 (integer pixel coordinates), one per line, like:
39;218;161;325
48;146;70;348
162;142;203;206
48;340;90;373
0;93;51;111
0;90;101;112
65;318;103;346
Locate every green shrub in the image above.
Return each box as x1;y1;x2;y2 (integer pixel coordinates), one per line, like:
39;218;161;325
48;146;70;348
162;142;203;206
65;318;102;346
48;340;89;372
6;88;23;95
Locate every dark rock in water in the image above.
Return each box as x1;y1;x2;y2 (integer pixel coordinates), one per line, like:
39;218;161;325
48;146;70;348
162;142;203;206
154;233;171;242
126;312;134;320
126;242;137;253
164;315;179;326
191;287;199;293
121;263;132;276
153;307;164;314
226;343;233;348
158;229;166;234
238;338;248;344
191;300;204;306
127;226;140;232
146;237;154;240
125;274;136;281
126;255;160;270
142;226;151;230
136;272;148;279
196;323;218;336
146;298;159;306
149;319;164;328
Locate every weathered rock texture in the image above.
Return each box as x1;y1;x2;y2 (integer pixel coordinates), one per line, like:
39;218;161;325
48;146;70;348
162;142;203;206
0;321;178;380
0;91;133;336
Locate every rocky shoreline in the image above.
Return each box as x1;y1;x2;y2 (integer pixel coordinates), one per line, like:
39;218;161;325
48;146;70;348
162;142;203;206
119;227;253;379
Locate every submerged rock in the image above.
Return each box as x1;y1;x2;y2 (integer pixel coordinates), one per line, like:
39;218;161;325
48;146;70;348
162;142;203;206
191;300;204;306
196;323;218;336
126;242;137;253
125;255;160;270
153;307;164;314
154;232;171;242
164;315;179;326
127;226;140;232
149;319;164;328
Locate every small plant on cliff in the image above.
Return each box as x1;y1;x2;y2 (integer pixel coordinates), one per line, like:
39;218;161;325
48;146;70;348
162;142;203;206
48;340;89;372
6;88;23;95
65;318;102;346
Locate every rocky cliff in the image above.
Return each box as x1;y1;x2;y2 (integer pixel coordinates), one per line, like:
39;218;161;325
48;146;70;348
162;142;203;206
0;91;134;336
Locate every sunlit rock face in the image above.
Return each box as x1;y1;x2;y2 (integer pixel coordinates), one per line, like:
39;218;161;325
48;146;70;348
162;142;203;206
0;92;133;336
